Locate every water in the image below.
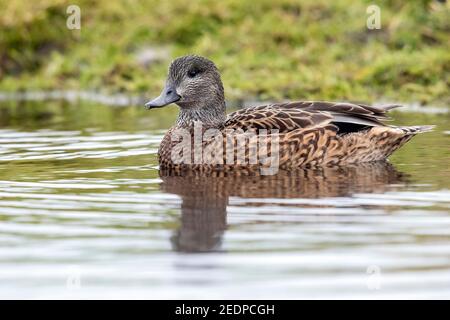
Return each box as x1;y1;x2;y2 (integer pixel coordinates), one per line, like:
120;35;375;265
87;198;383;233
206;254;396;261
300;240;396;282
0;100;449;299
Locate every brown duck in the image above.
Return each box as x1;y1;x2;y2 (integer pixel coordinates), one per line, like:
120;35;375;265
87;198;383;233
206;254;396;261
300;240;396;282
145;55;432;172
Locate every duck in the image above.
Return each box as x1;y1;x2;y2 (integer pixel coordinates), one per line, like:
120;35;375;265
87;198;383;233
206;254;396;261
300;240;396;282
145;55;433;173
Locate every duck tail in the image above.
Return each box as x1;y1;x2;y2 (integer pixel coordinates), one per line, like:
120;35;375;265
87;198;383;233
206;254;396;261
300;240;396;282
378;104;403;111
399;125;435;135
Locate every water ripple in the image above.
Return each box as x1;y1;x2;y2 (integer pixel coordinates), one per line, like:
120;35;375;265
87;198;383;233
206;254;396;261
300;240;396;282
0;117;449;299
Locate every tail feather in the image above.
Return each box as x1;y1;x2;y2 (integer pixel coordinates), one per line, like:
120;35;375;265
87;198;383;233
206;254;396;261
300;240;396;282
399;125;435;135
378;104;403;111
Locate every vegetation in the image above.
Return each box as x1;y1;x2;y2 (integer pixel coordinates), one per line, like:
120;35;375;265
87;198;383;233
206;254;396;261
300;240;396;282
0;0;449;105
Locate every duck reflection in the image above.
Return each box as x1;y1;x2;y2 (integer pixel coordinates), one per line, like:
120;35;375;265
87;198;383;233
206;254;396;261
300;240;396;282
160;162;406;253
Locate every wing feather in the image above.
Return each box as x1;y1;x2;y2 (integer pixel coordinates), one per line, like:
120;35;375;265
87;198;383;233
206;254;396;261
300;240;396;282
225;101;400;132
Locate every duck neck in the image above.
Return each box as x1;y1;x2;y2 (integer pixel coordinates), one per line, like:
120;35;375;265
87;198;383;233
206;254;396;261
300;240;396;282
176;100;226;129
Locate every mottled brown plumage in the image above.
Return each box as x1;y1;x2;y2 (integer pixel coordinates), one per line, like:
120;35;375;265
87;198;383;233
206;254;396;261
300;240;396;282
145;55;433;172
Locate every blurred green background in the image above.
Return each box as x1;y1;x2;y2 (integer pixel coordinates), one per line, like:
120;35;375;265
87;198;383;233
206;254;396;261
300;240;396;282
0;0;449;104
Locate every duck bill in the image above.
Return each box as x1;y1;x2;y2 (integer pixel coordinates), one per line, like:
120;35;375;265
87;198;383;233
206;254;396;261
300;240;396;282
144;84;181;109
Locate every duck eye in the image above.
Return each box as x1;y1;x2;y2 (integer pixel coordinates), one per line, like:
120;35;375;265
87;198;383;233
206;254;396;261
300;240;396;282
187;69;199;78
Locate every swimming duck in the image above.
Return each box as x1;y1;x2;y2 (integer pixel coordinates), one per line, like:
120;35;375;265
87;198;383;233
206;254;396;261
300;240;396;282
145;55;432;172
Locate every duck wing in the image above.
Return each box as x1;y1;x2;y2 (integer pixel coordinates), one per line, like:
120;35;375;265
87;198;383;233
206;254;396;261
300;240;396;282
225;101;401;133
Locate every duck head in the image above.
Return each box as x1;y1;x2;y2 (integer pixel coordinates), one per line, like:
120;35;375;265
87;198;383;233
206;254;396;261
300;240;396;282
145;55;226;127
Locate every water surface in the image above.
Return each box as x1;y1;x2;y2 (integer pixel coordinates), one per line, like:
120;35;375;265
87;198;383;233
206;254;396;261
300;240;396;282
0;100;449;299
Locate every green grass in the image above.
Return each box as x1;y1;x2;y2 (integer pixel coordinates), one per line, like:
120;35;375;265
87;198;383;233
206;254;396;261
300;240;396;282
0;0;449;105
